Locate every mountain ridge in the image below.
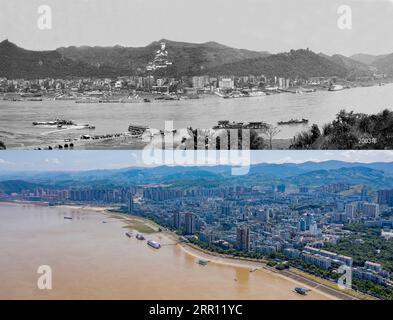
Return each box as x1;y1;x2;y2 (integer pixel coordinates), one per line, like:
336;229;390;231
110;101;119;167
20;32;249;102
1;166;392;192
1;39;386;79
0;39;121;79
203;49;350;78
57;38;271;77
350;52;393;76
1;161;393;192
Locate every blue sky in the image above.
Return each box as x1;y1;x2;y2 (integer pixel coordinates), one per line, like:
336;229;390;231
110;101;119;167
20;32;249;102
1;0;393;55
1;151;393;172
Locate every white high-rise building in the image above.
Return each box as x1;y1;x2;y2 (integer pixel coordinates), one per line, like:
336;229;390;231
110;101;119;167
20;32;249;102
345;203;356;219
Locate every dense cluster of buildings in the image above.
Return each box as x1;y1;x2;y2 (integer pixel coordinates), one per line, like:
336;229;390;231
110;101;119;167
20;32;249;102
0;73;304;97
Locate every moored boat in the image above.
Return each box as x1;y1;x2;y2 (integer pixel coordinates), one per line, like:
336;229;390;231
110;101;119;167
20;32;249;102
294;287;309;295
328;84;344;91
213;120;268;130
278;118;309;125
32;119;95;129
136;234;145;240
33;119;75;126
147;240;161;249
197;259;209;266
128;124;149;136
247;91;266;97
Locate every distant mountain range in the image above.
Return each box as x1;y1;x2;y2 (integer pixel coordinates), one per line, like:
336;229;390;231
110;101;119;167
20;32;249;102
350;52;393;76
57;39;271;77
287;167;391;188
321;54;371;79
205;49;350;78
0;40;120;79
1;161;393;193
350;53;387;66
0;39;270;79
0;180;43;194
370;53;393;76
1;39;391;79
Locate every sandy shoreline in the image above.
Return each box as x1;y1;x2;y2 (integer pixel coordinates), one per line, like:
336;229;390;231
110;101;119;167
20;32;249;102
104;210;347;300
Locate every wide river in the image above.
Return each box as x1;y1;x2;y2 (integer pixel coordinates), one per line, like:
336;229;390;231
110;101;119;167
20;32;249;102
0;203;334;300
1;83;392;148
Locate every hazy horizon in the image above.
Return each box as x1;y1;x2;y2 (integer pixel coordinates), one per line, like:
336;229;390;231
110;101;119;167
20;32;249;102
1;151;393;172
1;0;393;56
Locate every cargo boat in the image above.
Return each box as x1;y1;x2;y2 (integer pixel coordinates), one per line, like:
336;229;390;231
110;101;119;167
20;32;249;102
278;118;309;125
294;287;309;295
147;240;161;249
197;259;209;266
213;120;269;130
32;119;95;129
128;124;149;136
246;91;266;97
136;234;145;240
328;84;344;91
33;119;75;126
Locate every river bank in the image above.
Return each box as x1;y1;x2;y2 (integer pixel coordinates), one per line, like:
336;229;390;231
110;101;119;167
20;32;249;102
2;82;393;149
107;209;366;300
2;78;390;103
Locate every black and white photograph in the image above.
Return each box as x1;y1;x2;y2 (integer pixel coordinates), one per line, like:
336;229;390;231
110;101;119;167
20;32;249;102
1;0;393;150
